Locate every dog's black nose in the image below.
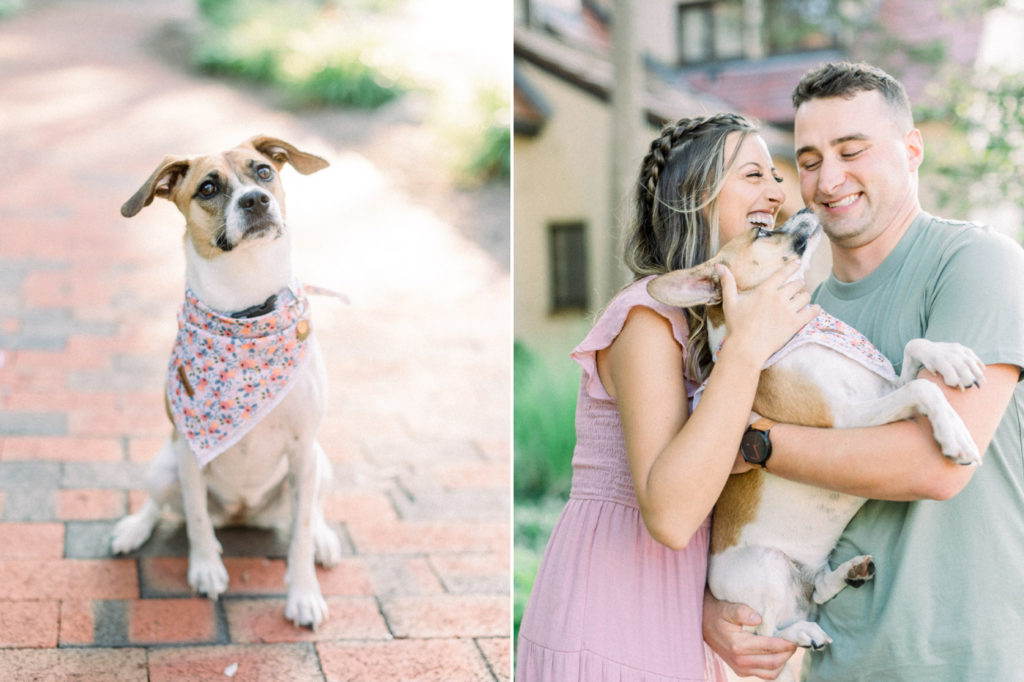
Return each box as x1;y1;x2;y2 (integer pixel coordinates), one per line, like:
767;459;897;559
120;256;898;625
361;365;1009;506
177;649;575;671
238;190;271;213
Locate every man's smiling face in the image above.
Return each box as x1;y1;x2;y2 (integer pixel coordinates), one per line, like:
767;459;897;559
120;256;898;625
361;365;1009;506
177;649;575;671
794;89;923;250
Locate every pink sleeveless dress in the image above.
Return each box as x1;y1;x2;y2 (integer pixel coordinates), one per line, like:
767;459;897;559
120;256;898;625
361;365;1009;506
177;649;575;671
516;276;729;681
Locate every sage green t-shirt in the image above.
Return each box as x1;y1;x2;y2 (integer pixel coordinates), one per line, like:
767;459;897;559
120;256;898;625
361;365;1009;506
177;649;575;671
804;212;1024;681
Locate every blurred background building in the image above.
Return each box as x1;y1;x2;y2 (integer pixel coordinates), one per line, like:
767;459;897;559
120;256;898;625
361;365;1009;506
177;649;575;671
513;0;1024;359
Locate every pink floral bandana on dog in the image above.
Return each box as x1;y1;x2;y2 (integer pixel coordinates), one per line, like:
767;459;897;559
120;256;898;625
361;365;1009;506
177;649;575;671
764;311;897;381
693;311;896;410
166;285;313;467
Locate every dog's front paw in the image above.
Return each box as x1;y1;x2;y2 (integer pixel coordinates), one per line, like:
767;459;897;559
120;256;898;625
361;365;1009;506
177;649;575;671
930;405;982;466
188;553;229;600
906;339;985;390
285;587;329;630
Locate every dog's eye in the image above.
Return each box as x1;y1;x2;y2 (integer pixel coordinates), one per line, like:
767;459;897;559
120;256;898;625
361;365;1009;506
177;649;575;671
754;227;773;239
256;165;274;181
197;181;218;198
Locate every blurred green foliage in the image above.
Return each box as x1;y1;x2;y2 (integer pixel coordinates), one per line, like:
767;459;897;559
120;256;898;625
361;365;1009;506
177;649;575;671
0;0;23;19
918;68;1024;220
513;341;577;655
192;0;405;109
462;86;511;183
513;341;577;499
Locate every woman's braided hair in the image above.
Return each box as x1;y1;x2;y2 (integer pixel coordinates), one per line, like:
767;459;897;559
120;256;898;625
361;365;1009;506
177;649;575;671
623;113;758;382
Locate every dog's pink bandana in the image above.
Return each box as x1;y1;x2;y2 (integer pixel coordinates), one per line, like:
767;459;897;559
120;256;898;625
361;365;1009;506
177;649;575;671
764;311;896;381
166;285;313;466
693;311;895;409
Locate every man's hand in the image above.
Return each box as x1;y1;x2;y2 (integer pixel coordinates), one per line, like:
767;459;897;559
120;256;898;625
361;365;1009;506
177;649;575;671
703;588;796;679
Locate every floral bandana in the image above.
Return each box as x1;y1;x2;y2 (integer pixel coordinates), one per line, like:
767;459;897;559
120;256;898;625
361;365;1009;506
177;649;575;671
167;284;313;467
693;311;896;409
764;311;897;381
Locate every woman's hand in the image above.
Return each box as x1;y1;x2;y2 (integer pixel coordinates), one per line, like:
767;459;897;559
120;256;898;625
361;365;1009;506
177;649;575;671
717;261;819;369
703;588;797;679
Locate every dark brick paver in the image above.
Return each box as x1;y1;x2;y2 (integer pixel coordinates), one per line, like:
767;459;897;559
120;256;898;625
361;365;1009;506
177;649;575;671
0;0;510;680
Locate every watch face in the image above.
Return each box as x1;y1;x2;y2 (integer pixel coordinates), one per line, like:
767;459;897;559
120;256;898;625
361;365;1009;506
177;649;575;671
741;429;771;465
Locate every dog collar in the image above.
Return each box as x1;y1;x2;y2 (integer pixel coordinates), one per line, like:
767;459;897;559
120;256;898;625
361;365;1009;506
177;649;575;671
166;285;314;466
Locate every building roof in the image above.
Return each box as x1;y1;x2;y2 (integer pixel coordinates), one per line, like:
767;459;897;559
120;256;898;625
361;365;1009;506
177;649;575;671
514;25;794;155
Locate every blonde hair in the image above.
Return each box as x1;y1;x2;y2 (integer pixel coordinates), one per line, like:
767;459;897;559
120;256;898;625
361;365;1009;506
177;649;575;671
623;113;758;382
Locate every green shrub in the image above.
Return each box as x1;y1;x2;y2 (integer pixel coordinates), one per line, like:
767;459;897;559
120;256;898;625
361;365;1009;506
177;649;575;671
513;341;577;500
191;0;405;109
462;87;511;183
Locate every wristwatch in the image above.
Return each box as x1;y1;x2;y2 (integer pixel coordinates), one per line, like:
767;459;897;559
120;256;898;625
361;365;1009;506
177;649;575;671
740;417;776;468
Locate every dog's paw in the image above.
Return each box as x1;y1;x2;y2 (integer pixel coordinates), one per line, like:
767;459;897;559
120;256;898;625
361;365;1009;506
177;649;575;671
313;523;343;567
285;587;329;630
188;553;229;600
906;339;985;390
110;513;156;554
777;621;833;650
930;406;982;466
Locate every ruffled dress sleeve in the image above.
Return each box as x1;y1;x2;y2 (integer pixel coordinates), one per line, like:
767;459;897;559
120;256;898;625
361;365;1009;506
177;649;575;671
570;275;699;402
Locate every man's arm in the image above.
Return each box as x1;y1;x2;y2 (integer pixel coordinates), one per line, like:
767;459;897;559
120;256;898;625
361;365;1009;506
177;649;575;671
765;363;1018;500
705;362;1019;671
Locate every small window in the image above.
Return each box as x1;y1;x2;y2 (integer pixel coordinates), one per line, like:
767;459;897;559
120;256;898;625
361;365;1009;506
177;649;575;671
677;1;744;64
549;222;589;311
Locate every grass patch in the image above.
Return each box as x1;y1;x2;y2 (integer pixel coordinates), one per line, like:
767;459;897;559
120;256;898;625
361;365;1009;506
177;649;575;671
512;341;577;656
192;0;406;109
513;341;577;499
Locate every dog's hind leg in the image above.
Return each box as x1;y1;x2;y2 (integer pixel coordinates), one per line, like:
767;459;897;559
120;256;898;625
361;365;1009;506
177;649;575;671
111;435;180;554
776;620;832;650
312;441;342;567
285;437;330;629
812;554;875;604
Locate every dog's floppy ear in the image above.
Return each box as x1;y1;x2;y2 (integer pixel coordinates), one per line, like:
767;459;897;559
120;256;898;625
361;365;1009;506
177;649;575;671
647;261;722;308
247;135;330;175
121;156;191;218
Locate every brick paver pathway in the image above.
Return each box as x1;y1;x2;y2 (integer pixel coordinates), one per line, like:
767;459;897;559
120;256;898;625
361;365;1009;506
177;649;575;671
0;1;510;680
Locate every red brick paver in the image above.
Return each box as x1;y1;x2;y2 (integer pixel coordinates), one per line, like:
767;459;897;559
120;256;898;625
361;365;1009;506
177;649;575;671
0;0;510;679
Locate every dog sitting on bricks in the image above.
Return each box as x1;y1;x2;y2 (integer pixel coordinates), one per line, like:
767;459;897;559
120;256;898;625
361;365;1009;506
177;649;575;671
111;135;341;629
646;209;983;659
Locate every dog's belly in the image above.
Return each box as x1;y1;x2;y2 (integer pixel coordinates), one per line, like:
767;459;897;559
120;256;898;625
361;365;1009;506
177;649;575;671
721;473;866;569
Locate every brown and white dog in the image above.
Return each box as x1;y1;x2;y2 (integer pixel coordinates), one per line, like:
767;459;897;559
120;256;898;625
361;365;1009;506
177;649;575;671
111;135;341;629
647;210;983;656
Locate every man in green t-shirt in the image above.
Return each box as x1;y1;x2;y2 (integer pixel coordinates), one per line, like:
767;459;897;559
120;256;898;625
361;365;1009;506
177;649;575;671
704;62;1024;680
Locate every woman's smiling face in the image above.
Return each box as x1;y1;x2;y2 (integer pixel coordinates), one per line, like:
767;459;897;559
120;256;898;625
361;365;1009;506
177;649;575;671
715;132;786;246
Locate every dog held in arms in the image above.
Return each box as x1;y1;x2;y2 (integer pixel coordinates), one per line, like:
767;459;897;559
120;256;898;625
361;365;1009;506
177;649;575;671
647;209;983;656
111;135;342;629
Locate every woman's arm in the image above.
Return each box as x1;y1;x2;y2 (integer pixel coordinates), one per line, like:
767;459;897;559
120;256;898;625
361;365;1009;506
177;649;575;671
600;262;818;549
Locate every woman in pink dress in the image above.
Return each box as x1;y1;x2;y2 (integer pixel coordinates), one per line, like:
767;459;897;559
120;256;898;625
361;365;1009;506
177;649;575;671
516;114;813;681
